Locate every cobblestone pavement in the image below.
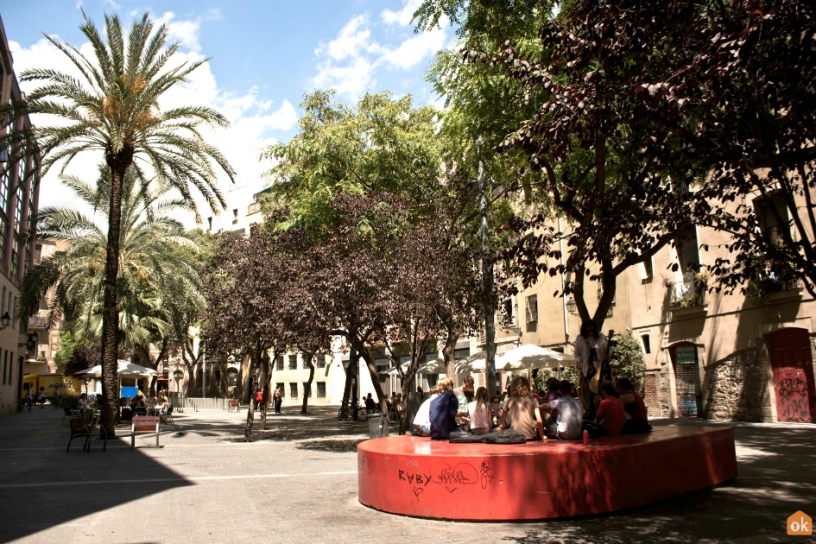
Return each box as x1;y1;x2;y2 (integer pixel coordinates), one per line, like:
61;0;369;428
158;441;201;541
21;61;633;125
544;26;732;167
0;405;814;544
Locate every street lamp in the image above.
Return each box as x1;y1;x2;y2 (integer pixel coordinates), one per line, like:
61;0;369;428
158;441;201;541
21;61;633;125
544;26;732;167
566;297;578;315
0;312;10;330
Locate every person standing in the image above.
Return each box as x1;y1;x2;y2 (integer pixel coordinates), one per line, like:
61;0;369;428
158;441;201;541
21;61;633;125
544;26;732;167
37;387;46;408
25;388;33;411
574;319;608;417
273;386;283;414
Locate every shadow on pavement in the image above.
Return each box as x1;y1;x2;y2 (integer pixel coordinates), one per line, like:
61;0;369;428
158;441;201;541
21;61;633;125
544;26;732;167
0;408;193;543
500;420;816;543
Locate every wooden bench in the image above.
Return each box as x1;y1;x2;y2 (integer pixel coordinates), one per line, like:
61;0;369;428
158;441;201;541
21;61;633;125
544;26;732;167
358;426;737;520
228;399;240;412
131;416;161;449
67;418;107;453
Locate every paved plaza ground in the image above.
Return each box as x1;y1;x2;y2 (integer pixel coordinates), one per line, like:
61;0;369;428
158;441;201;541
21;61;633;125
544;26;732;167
0;404;813;544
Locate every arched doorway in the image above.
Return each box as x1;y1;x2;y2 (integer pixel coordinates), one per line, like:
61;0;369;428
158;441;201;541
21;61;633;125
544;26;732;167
767;328;815;423
670;342;702;417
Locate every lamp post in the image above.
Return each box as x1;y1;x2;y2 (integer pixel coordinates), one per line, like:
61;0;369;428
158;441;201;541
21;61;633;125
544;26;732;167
0;312;10;329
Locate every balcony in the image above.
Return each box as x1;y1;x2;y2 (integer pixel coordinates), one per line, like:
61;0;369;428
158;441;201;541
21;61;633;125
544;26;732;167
670;271;707;314
247;202;262;215
27;314;49;330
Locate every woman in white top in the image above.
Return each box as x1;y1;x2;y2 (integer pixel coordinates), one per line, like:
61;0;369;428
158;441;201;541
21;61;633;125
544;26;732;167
412;385;441;436
467;387;492;434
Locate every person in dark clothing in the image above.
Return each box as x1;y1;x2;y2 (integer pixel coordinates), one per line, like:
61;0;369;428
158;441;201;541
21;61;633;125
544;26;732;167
429;377;459;439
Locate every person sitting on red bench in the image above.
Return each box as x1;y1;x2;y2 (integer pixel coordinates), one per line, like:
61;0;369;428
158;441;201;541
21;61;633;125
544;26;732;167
616;378;652;434
595;382;626;437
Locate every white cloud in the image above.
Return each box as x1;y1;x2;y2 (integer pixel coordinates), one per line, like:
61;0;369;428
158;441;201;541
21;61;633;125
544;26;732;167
381;27;446;69
312;3;449;100
381;0;423;27
313;56;375;101
318;15;374;61
155;11;203;52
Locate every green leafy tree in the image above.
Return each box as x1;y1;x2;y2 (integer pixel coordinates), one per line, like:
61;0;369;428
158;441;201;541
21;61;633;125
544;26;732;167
22;13;235;434
609;334;646;392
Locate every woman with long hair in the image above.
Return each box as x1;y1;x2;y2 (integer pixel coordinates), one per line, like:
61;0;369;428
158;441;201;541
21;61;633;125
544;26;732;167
498;376;545;440
468;387;492;434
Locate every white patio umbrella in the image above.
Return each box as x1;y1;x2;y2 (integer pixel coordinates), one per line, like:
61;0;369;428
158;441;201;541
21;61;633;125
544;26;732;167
454;351;487;374
497;344;577;371
75;360;158;378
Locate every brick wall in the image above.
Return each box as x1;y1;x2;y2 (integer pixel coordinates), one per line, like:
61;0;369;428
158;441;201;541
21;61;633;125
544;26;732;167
644;370;671;418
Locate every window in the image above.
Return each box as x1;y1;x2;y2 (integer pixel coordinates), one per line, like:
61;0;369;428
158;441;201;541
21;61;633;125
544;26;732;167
289;382;298;398
275;356;284;371
276;382;284;397
525;295;538;323
232;208;238;224
316;355;326;369
302;382;311;398
755;192;790;247
502;298;514;325
316;382;326;398
227;369;238;387
288;354;298;370
207;217;213;232
638;256;654;282
641;334;651;354
454;348;470;360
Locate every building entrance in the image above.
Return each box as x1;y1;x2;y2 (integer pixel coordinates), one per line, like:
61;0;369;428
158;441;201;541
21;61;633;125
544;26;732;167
768;328;815;423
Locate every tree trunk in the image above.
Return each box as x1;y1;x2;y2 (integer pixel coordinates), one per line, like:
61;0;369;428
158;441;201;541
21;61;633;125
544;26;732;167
244;360;259;442
356;342;388;414
301;352;315;414
99;162;127;437
341;353;353;414
258;349;270;431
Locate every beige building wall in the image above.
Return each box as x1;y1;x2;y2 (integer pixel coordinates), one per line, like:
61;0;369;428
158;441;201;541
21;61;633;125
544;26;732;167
629;190;816;423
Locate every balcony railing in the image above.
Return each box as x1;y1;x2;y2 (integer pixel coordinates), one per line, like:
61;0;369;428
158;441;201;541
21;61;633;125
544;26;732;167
27;315;49;330
247;202;261;215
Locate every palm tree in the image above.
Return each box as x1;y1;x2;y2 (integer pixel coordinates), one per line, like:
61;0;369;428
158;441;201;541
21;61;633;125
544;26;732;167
22;13;235;433
20;166;207;359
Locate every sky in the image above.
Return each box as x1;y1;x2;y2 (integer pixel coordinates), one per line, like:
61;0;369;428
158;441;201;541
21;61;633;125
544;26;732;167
0;0;452;227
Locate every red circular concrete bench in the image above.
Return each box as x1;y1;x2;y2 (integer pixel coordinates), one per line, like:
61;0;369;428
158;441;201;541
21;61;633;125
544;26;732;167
358;426;737;520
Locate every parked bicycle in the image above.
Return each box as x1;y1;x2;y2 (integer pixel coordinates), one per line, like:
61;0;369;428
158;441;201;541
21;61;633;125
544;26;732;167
337;402;368;422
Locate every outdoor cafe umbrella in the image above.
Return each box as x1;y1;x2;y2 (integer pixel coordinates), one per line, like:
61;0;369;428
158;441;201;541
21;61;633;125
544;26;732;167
75;360;158;378
454;351;487;374
496;344;577;371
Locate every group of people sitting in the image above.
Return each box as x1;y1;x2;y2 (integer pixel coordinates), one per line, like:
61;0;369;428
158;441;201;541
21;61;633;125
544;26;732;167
412;374;650;441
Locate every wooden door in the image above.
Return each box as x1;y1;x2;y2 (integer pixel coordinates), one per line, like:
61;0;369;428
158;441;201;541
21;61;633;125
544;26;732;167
768;329;815;423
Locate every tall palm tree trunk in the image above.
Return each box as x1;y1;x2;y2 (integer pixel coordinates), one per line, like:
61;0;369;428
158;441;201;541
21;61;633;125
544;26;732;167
100;160;128;436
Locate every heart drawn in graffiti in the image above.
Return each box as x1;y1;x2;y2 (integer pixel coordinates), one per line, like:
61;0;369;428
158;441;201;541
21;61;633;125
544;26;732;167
413;487;424;498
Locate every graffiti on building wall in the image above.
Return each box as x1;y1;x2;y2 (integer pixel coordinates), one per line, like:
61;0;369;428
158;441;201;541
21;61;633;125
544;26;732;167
776;376;810;422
